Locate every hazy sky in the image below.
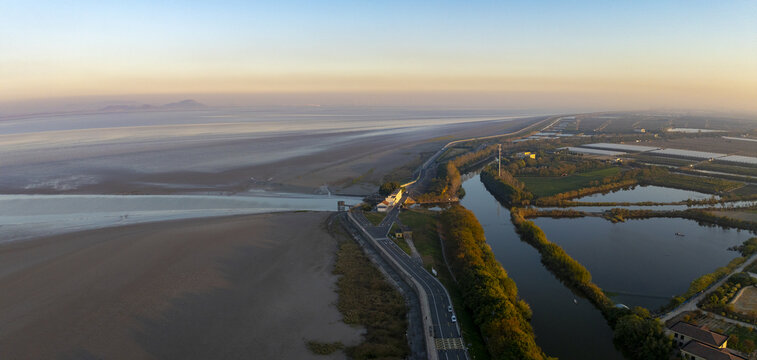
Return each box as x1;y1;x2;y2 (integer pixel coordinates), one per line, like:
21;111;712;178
2;1;756;111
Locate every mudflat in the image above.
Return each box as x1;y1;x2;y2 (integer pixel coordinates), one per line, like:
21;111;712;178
0;212;361;359
0;108;538;195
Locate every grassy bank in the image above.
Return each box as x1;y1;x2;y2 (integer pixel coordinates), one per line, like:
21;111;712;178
601;208;757;233
480;166;531;206
363;211;386;226
662;238;757;311
388;223;411;255
510;208;612;309
398;209;490;360
331;221;410;359
440;206;551;360
640;171;742;194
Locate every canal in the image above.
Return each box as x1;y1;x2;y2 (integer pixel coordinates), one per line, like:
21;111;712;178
460;175;624;359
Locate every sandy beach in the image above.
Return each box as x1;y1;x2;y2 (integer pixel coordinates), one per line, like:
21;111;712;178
0;212;362;359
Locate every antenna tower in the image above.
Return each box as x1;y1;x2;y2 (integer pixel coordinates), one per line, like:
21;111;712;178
498;144;501;177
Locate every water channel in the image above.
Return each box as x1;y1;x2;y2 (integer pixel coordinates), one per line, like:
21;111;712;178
0;192;361;243
460;175;755;359
460;176;624;359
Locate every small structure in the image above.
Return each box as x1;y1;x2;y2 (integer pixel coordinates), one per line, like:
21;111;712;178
668;322;745;360
337;201;346;212
378;188;404;212
385;188;404;206
680;341;746;360
515;151;537;159
670;321;728;349
377;200;391;213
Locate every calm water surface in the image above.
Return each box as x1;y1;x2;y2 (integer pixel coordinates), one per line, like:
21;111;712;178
0;192;360;243
461;176;624;360
573;185;715;203
462;175;755;359
532;217;751;309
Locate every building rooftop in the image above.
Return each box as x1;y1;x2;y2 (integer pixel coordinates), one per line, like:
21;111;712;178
717;155;757;165
671;322;728;348
562;147;626;156
649;148;726;160
582;143;659;152
681;340;747;360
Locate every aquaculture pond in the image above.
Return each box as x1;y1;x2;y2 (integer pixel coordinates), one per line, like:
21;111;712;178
531;216;752;310
573;185;716;203
461;176;624;360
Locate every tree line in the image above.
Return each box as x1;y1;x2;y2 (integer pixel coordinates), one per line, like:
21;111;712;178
416;146;495;203
440;205;553;360
480;166;532;206
506;207;672;360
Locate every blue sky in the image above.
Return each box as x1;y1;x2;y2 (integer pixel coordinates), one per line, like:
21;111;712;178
1;1;755;110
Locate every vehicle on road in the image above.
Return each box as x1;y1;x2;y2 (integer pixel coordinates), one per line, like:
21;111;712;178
451;315;457;322
448;305;452;312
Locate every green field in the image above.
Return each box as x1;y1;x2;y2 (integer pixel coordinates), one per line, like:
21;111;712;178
389;223;411;255
731;184;757;197
518;167;622;197
697;162;757;177
363;211;386;226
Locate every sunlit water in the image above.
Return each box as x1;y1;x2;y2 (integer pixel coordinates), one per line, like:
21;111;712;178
0;192;360;243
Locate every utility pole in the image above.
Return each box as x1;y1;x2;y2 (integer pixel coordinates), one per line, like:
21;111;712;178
498;144;501;177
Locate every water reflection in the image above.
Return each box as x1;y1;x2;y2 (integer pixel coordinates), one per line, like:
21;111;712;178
460;176;624;359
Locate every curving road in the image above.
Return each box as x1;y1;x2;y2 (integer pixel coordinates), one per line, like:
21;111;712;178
401;115;563;188
343;115;564;358
348;205;468;359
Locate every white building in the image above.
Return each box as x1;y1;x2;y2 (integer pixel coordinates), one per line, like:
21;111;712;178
377;188;404;212
377;200;391;213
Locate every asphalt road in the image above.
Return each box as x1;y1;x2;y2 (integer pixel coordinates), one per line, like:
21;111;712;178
345;116;561;358
350;207;468;359
401;115;561;189
659;252;757;323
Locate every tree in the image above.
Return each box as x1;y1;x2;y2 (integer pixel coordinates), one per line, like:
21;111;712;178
379;181;400;196
612;314;672;360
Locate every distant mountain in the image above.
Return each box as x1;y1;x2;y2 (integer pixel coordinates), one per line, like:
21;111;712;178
99;104;155;112
98;99;205;112
161;99;206;108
